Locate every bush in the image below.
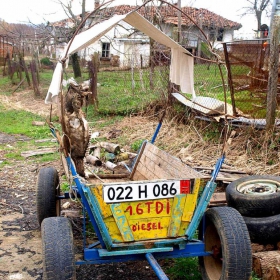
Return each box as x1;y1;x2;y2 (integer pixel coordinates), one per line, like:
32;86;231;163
40;57;53;66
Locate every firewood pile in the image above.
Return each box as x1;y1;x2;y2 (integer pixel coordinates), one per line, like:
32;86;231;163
252;242;280;280
84;139;138;177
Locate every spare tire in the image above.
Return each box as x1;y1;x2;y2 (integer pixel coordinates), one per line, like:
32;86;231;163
226;175;280;217
243;214;280;244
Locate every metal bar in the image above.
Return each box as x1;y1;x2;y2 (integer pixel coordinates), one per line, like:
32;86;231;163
79;241;210;265
65;156;107;249
185;155;225;240
146;253;169;280
151;122;162;144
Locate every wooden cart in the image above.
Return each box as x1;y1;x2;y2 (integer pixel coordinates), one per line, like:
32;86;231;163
37;136;252;280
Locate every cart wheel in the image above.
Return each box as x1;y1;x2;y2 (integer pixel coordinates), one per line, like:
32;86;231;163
42;217;76;280
36;167;61;225
199;207;252;280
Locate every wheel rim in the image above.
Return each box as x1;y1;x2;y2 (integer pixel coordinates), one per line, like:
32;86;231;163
203;224;223;280
237;179;280;195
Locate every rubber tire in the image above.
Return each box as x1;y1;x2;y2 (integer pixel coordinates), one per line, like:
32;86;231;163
36;166;61;225
199;207;252;280
226;175;280;217
42;217;76;280
243;213;280;244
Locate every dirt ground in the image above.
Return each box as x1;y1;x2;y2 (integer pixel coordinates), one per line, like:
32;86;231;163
0;93;174;280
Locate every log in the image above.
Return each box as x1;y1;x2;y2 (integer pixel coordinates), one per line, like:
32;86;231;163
86;155;102;166
92;146;101;158
105;161;117;171
253;251;280;279
265;266;280;280
251;243;275;253
99;142;120;154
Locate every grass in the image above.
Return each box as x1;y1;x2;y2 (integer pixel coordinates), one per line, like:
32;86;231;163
0;105;49;138
166;257;201;280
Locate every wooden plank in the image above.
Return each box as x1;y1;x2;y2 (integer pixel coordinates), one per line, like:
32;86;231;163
21;147;57;158
209;192;226;206
131;142;204;181
110;204;134;242
168;194;186;237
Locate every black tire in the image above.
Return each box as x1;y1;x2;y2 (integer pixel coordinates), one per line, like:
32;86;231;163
42;217;76;280
36;167;61;225
199;207;252;280
243;213;280;244
226;175;280;217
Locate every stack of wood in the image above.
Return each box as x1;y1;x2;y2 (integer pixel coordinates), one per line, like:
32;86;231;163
252;242;280;279
85;141;137;176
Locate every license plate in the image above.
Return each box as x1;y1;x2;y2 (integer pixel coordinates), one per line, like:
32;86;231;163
103;180;191;203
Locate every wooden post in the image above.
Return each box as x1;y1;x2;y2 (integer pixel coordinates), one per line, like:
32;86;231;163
223;42;237;116
266;14;280;130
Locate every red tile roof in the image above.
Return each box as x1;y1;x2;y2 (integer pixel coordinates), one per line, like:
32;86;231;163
94;5;241;30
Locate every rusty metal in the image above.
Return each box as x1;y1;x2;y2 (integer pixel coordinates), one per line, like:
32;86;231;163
223;39;280;118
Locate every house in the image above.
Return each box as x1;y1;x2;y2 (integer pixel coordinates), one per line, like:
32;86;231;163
50;4;241;68
0;35;14;66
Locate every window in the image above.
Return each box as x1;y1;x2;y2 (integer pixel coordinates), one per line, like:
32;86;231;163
217;28;224;42
102;43;110;58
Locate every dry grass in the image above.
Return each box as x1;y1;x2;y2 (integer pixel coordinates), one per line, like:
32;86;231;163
1;92;280;176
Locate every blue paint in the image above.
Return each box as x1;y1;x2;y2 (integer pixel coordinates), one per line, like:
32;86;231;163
65;156;106;248
151;122;162;144
79;241;210;264
185;155;225;240
99;247;172;257
146;253;169;280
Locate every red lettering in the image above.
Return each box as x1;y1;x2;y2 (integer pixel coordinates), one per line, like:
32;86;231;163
125;205;133;215
132;225;137;232
130;222;164;232
166;200;170;214
141;223;146;230
136;203;144;214
156;201;163;214
145;201;153;213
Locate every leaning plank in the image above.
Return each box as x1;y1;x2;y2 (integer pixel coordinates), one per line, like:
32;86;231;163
131;142;204;180
21;147;57;158
253;251;280;279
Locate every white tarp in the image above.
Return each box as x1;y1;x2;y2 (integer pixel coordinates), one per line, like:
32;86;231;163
45;11;194;104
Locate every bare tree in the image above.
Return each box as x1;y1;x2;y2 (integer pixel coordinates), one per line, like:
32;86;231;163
240;0;272;31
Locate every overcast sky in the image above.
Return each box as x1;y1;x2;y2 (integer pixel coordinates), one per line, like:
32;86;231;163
0;0;272;35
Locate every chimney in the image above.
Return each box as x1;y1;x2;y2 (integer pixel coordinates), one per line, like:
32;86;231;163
95;0;100;9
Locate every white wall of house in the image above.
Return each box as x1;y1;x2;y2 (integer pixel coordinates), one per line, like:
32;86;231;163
51;18;237;65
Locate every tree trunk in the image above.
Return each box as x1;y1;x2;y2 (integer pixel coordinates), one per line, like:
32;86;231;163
253;251;280;279
30;61;41;96
71;52;82;78
266;15;280;130
19;54;31;86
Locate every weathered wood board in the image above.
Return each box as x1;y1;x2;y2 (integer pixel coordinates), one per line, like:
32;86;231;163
130;141;205;181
